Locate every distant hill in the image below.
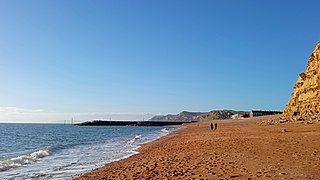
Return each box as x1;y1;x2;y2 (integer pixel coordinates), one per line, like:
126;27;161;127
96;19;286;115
198;110;249;120
149;110;249;122
149;111;207;122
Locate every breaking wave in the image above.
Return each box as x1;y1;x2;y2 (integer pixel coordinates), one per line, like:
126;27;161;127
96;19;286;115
160;128;169;134
0;125;182;179
0;148;51;172
127;134;142;145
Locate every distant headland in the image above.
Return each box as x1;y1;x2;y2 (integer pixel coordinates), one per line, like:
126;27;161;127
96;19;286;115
76;109;282;126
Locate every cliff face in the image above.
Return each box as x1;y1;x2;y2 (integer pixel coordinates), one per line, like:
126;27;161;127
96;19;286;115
283;42;320;121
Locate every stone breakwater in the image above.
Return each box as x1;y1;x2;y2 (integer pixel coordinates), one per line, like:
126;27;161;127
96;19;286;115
75;120;190;126
283;42;320;121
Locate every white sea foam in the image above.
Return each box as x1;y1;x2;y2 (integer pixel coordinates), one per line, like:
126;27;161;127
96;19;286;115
0;125;182;180
161;128;169;133
0;149;50;172
127;134;142;145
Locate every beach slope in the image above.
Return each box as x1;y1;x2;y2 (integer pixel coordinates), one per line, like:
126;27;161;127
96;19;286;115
75;116;320;179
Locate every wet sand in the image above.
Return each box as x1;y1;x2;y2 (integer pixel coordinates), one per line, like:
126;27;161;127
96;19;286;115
75;116;320;179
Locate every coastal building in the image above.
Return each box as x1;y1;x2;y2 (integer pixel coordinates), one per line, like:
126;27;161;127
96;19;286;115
250;110;282;117
231;113;250;119
231;114;241;119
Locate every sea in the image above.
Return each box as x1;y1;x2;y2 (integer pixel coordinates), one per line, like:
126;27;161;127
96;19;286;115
0;123;180;180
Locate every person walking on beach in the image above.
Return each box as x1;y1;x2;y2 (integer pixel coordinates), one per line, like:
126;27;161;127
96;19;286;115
214;123;218;130
210;123;214;130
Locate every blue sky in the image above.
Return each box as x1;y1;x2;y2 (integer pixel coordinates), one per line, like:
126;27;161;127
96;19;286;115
0;0;319;122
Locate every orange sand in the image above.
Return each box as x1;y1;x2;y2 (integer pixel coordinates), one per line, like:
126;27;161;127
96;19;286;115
75;116;320;179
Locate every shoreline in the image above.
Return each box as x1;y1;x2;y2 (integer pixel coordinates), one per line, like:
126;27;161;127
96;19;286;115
71;125;184;179
73;124;186;179
75;116;320;179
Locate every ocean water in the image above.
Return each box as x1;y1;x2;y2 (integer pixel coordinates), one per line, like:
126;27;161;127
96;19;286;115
0;123;180;180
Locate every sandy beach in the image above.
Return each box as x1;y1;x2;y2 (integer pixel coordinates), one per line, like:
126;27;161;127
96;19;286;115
75;116;320;179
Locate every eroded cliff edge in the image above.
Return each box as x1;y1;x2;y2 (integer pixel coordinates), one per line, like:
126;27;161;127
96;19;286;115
283;42;320;121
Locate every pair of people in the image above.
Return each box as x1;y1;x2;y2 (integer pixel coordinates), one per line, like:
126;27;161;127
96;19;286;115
210;123;217;130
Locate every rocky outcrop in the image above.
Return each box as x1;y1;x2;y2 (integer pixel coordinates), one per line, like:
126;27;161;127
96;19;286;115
283;42;320;121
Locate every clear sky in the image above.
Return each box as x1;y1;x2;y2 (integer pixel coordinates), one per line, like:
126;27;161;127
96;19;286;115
0;0;319;122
